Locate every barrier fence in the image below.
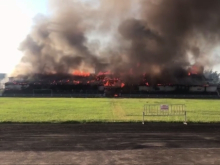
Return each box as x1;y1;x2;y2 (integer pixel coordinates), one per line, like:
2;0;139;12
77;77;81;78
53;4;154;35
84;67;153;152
1;93;220;99
142;104;187;125
0;87;220;98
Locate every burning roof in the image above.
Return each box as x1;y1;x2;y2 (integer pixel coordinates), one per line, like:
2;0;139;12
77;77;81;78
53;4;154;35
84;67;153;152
8;64;209;87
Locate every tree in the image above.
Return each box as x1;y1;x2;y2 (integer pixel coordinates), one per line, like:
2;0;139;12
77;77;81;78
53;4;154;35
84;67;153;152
204;70;220;84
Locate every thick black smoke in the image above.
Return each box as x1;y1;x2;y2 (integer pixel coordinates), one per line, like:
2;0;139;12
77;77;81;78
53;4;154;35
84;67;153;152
13;0;220;83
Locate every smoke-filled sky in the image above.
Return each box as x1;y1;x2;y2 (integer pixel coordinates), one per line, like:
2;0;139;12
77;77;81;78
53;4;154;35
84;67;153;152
1;0;220;75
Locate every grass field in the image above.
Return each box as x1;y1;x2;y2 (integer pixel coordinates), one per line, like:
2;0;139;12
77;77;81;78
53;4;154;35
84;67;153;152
0;98;220;123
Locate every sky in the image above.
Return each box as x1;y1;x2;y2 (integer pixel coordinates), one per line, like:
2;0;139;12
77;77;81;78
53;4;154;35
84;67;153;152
0;0;220;74
0;0;48;74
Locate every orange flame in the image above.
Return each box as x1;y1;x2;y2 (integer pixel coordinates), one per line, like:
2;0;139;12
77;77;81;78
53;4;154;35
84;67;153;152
191;66;199;74
104;81;111;86
97;71;111;76
188;65;200;75
73;70;90;77
121;83;125;88
73;80;80;84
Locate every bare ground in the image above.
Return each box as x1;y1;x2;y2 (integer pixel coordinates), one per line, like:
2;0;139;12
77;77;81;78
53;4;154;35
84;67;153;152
0;123;220;165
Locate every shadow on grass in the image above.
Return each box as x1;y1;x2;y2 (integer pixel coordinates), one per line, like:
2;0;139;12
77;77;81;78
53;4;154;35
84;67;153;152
0;121;142;124
1;120;220;124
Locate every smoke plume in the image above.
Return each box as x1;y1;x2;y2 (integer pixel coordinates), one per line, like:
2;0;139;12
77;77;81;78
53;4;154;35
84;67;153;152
13;0;220;83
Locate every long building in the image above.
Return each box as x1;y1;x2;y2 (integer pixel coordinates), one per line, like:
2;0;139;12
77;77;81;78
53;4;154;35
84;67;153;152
2;72;219;97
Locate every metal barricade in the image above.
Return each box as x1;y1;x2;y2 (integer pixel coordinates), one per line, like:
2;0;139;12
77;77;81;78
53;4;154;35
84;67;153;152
142;104;187;125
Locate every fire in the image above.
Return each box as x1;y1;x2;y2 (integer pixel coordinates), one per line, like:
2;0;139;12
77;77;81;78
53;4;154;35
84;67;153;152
121;83;125;88
191;65;199;74
73;80;80;84
97;71;111;76
73;70;90;77
104;81;111;86
114;94;118;97
188;65;202;75
146;82;149;86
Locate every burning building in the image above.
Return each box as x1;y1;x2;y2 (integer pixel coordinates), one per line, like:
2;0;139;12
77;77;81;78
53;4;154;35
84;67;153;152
3;65;219;97
3;0;220;97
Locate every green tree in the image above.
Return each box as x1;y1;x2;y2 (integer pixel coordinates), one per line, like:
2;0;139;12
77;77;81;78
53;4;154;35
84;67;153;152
204;70;220;84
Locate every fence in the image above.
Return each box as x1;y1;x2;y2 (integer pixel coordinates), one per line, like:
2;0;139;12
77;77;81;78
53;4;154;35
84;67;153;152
1;93;104;98
0;87;220;98
1;93;220;99
142;104;187;125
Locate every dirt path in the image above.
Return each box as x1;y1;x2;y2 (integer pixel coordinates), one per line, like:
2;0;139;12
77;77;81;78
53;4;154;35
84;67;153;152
0;123;220;165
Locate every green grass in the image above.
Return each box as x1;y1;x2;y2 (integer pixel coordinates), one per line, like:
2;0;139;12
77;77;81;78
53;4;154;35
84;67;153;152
0;98;220;123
